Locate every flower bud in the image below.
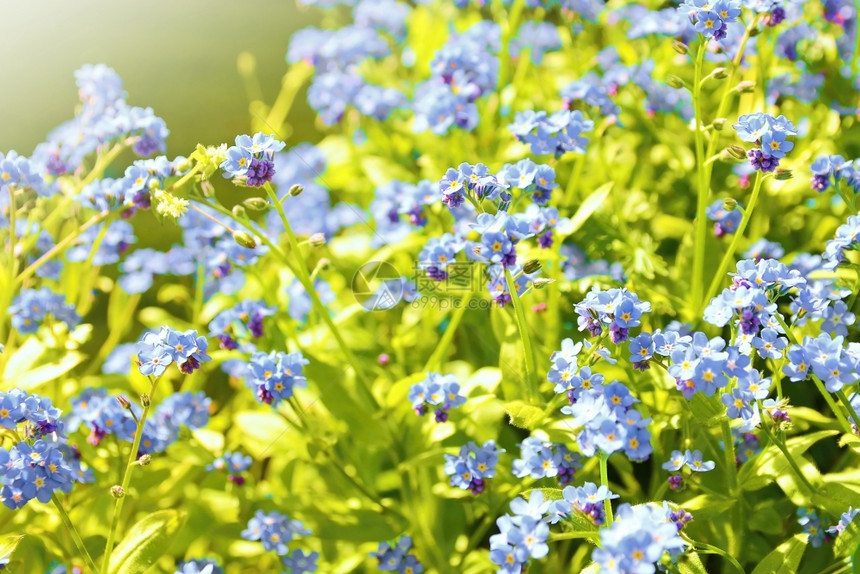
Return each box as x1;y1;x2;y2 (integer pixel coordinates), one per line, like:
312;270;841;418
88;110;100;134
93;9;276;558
232;205;247;220
712;67;728;80
137;454;152;466
140;394;151;407
722;198;738;211
726;145;748;161
148;179;162;191
667;75;685;89
672;40;688;55
288;184;304;197
712;118;725;131
309;233;326;247
117;395;131;410
316;258;331;271
735;81;756;93
775;169;793;181
533;277;555;289
243;197;270;211
233;230;257;249
522;259;542;274
111;485;125;499
200;181;216;198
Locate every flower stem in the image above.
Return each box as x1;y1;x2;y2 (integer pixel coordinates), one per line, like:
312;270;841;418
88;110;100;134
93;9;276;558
505;267;540;403
52;495;100;573
598;451;613;526
834;389;860;430
690;41;710;318
263;183;378;408
423;301;468;372
757;405;816;496
700;170;764;314
102;375;161;574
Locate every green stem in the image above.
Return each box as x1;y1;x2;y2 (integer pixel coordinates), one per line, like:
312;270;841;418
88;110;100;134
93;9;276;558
102;375;161;574
263;183;378;408
52;495;100;573
598;451;613;525
721;420;738;493
423;302;468;372
700;171;764;314
835;389;860;430
690;41;709;318
505;268;540;403
694;541;746;574
76;143;126;193
757;405;815;496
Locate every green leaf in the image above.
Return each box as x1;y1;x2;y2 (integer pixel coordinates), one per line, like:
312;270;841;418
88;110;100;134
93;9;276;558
678;551;709;574
0;535;23;564
688;393;723;427
560;181;613;237
750;535;806;574
108;509;186;574
14;351;84;390
839;433;860;454
521;487;564;500
680;494;735;521
504;400;544;430
834;515;860;558
233;410;294;459
748;502;784;534
738;430;837;491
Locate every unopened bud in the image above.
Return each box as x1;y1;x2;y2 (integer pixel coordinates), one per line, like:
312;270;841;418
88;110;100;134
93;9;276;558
533;277;555;289
111;485;125;499
175;157;193;173
233;230;257;249
775;169;793;181
735;80;755;93
712;67;728;80
316;258;331;271
243;197;270;211
667;75;685;89
117;395;131;410
140;394;151;408
726;145;747;161
309;233;326;247
200;181;216;198
288;184;304;197
722;198;738;211
522;259;542;274
712;118;725;131
672;40;688;55
137;454;152;466
232;205;247;220
749;26;761;37
148;179;161;191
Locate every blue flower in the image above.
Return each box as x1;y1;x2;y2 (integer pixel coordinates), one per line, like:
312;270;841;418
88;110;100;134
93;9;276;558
241;510;311;557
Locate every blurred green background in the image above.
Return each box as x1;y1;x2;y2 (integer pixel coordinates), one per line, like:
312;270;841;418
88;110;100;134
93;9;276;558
0;0;320;157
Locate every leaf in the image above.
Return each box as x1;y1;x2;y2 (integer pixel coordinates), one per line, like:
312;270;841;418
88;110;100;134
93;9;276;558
678;552;709;574
687;393;722;427
521;487;564;500
738;430;837;491
839;433;860;454
14;352;84;390
560;181;613;238
748;503;785;534
504;400;544;430
0;535;23;563
680;494;735;521
233;410;294;459
750;534;806;574
834;514;860;558
108;509;186;574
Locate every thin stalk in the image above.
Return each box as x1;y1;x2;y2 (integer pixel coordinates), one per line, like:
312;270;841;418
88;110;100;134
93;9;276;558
7;186;18;286
52;495;100;573
423;302;468;372
598;451;614;525
76;143;126;193
263;183;378;408
691;41;709;316
102;375;161;574
834;389;860;430
757;406;815;496
700;171;764;314
505;268;540;403
693;540;746;574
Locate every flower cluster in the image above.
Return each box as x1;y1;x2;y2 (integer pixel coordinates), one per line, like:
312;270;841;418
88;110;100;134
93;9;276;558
443;440;503;494
551;482;619;526
408;373;466;422
512;436;582;485
510;22;561;63
811;154;860;193
0;150;50;196
797;508;829;547
209;300;275;352
706;199;743;237
592;502;689;572
823;215;860;270
370;535;423;572
733;113;797;173
662;448;715;487
680;0;741;40
413;22;499;134
8;287;81;335
206;451;253;486
220;133;286;187
508;109;594;157
827;506;859;537
574;287;651;343
489;491;551;572
243;350;310;406
241;510;317;571
175;559;223;574
136;326;211;376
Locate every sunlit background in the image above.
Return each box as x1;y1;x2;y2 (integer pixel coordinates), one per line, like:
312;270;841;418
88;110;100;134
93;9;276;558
0;0;321;156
